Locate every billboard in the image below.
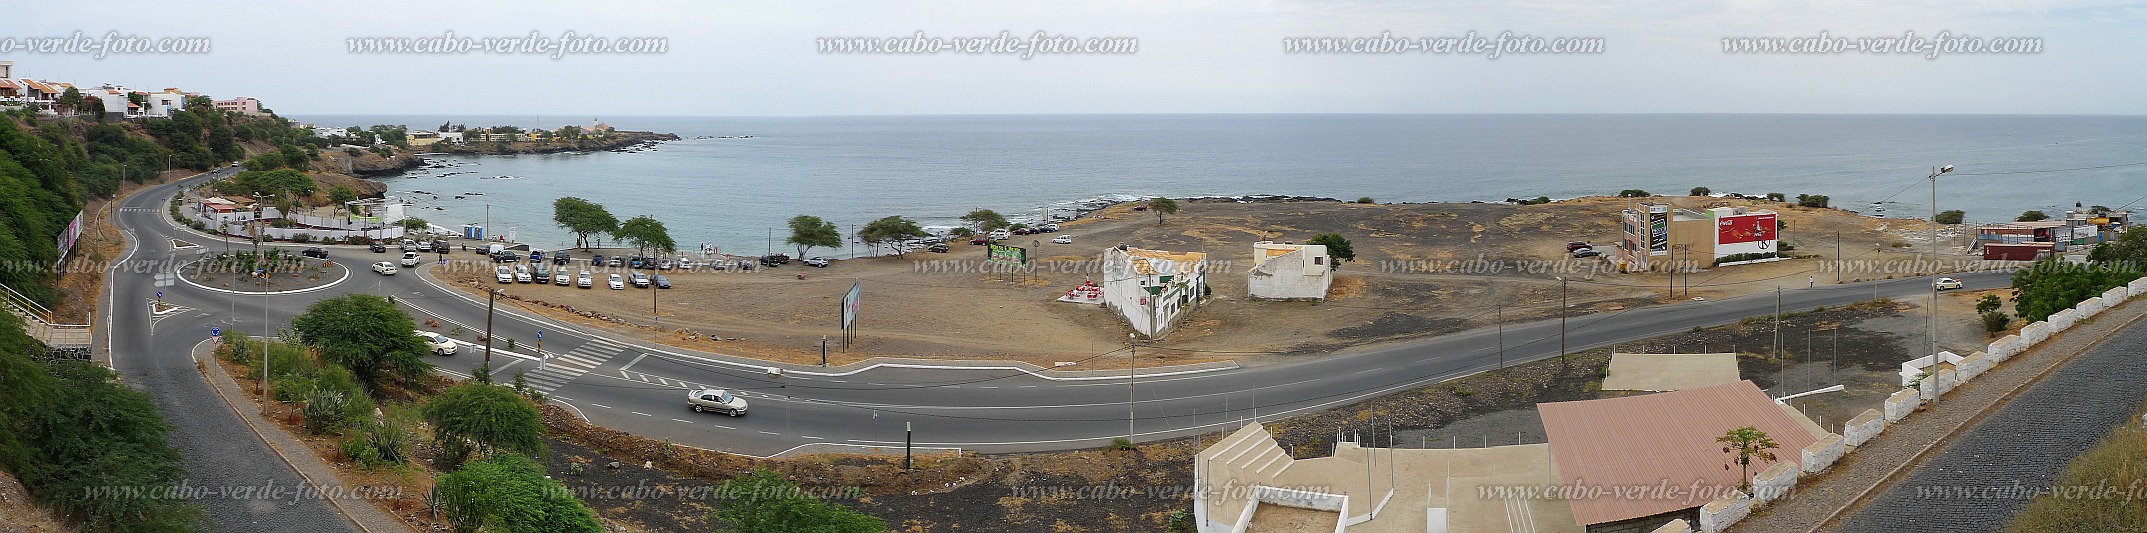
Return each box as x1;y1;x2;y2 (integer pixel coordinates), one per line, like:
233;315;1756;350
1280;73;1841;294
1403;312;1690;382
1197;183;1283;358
1716;213;1778;245
840;281;861;331
55;211;83;263
987;243;1028;265
1647;209;1669;255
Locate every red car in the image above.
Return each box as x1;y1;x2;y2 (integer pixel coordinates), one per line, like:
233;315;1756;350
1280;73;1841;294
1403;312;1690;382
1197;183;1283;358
1567;241;1592;252
970;237;990;245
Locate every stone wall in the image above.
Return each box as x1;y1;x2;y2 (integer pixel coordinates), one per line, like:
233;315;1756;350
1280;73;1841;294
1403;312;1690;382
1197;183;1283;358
1698;493;1750;533
1956;352;1991;382
1844;409;1884;447
1987;335;2020;362
1751;462;1797;504
1885;388;1919;422
1801;434;1845;474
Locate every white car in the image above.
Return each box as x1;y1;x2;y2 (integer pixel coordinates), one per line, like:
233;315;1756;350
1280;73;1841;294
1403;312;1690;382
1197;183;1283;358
630;272;651;288
577;271;594;288
989;229;1011;240
1051;235;1073;244
554;272;571;286
676;258;695;270
414;330;456;355
513;265;533;283
608;273;626;290
686;388;748;416
495;266;514;284
400;251;421;267
1934;277;1963;290
372;261;398;275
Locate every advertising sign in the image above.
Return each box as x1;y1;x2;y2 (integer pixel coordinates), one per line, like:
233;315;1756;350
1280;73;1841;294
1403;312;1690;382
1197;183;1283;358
1647;210;1669;255
840;281;861;331
55;211;83;263
987;243;1028;265
1716;213;1778;245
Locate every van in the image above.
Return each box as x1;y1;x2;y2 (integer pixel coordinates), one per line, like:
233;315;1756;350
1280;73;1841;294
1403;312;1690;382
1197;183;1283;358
488;243;505;256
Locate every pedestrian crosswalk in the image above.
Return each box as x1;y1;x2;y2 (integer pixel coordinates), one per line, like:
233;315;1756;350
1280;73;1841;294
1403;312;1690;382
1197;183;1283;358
519;336;632;392
121;207;158;213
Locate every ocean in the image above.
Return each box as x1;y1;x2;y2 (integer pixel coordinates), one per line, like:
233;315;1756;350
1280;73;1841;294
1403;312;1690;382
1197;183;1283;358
283;114;2147;256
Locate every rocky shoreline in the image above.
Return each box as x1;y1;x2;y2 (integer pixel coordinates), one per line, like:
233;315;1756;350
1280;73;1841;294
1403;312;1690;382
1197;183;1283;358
428;130;682;156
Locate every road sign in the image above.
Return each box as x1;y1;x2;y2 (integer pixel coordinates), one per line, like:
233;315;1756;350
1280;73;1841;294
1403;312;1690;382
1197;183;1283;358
211;327;220;337
536;330;542;340
157;291;163;299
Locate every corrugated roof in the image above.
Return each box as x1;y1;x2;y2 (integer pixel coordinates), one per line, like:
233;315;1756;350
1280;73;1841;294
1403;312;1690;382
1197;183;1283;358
1538;380;1819;526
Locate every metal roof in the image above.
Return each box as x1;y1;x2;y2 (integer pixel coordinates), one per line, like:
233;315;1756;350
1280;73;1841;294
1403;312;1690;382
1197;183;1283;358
1538;380;1820;526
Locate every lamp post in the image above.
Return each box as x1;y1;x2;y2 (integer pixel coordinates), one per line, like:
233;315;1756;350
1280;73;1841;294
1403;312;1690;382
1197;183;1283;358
1557;276;1568;368
1127;333;1137;443
1927;164;1953;403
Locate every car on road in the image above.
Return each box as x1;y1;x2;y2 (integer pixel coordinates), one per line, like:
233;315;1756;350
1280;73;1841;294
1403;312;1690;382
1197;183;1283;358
577;271;593;288
415;330;456;356
927;243;950;253
1051;235;1073;245
400;240;420;252
1934;277;1963;290
685;388;747;416
554;272;571;286
653;274;671;289
432;240;451;253
1571;248;1601;258
607;273;625;290
302;247;329;259
803;257;830;268
369;242;388;253
401;251;421;267
495;266;515;284
372;261;398;275
513;265;532;283
630;272;650;288
552;252;570;266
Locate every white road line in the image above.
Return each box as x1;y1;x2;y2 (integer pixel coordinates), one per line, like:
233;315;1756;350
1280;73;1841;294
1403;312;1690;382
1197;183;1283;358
630;411;653;417
758;431;779;435
671;419;693;424
711;425;735;430
802;435;825;440
618;353;650;371
589;403;613;409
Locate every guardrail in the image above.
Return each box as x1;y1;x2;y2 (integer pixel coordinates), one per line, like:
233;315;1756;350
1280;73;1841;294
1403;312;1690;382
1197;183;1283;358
0;282;91;358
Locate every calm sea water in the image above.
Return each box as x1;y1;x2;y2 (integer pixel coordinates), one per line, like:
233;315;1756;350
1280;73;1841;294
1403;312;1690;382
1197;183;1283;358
285;114;2147;256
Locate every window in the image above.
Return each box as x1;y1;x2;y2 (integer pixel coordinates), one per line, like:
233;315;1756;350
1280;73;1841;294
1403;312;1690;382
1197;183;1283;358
1313;256;1325;265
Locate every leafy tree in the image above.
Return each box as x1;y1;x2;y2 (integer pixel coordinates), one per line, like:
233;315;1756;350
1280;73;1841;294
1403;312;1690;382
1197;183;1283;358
432;453;600;533
424;383;545;470
711;470;883;533
613;215;676;255
1146;197;1180;224
949;227;975;238
2088;205;2113;215
1617;189;1651;197
1717;426;1779;493
2087;227;2147;266
2017;210;2050;222
1764;192;1787;202
1935;210;1965;225
551;197;619;250
59;87;82;115
1355;197;1375;204
328;185;358;211
857;216;927;255
1976;294;2003;315
399;217;429;233
2010;258;2140;322
1690;186;1711;196
290;294;433;391
1795;194;1830;208
960;209;1008;232
786;215;842;258
1307;233;1354;263
226;168;316;197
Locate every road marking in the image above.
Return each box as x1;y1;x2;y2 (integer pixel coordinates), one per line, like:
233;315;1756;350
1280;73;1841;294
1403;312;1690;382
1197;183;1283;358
802;435;825;440
830;380;847;383
630;411;652;417
711;425;735;430
1020;385;1037;388
979;386;998;389
590;403;613;409
619;353;650;371
671;418;693;424
758;431;779;435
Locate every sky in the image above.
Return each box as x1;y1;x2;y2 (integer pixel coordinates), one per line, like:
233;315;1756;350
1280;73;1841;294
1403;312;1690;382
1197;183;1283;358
7;0;2146;116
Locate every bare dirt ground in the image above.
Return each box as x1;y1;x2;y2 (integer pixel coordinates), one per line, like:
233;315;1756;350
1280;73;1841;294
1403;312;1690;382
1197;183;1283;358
429;195;1963;367
0;469;70;533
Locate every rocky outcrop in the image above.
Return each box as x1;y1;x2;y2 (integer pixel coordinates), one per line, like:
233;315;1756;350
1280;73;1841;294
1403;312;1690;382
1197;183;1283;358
433;130;680;155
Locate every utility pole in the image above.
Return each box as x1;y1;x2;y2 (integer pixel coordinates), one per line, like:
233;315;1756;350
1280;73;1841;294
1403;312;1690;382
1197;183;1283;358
1835;231;1843;284
820;335;828;367
1558;277;1568;369
1127;333;1137;443
1774;286;1782;359
1496;303;1505;370
1927;164;1952;405
484;289;496;366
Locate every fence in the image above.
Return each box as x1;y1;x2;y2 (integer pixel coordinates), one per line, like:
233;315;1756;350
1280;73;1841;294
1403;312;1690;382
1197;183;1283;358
0;282;90;358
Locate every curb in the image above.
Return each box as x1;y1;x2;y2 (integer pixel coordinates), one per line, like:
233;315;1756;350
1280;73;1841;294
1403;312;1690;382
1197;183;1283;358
190;339;415;533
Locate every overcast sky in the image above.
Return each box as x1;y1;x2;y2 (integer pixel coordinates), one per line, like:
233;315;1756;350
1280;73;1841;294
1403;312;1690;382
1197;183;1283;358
9;0;2145;116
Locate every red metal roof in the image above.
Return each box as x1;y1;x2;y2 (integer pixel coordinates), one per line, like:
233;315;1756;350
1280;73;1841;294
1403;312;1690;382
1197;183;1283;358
1538;380;1819;525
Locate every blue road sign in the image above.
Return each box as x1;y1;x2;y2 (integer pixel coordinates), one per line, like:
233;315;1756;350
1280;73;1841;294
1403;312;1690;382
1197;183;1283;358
211;327;220;337
537;330;542;340
156;291;163;299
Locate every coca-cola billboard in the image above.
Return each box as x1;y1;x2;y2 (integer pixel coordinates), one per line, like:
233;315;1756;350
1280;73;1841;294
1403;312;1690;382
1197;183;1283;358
1717;213;1777;245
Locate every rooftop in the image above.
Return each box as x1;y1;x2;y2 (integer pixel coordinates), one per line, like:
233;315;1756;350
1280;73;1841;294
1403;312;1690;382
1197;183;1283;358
1538;380;1822;525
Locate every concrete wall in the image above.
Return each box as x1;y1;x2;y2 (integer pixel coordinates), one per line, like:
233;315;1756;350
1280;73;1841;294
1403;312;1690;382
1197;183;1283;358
2021;322;2049;346
1920;368;1957;400
2081;296;2106;318
2050;309;2077;332
1245;247;1332;300
1956;352;1991;382
1845;409;1884;447
1698;493;1750;533
1800;434;1845;474
1987;335;2020;362
1751;462;1797;504
1252;485;1348;512
1652;518;1695;533
2129;277;2147;298
1885;388;1919;422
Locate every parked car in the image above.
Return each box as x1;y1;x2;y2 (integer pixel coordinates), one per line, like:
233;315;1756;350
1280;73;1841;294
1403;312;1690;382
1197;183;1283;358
372;261;398;275
415;330;456;356
676;258;695;270
685;388;748;416
803;257;830;268
608;256;624;267
607;273;625;290
628;256;645;269
554;272;571;286
513;264;532;283
630;272;650;288
1934;277;1963;290
927;243;951;253
577;271;593;288
495;266;515;284
302;247;329;259
1567;241;1592;252
533;264;551;280
1051;235;1073;245
970;237;990;245
492;251;518;263
1040;223;1060;232
591;253;606;266
1571;248;1601;258
530;249;545;263
369;242;388;253
989;229;1010;240
1011;228;1031;236
658;259;676;270
552;252;570;266
653;274;671;289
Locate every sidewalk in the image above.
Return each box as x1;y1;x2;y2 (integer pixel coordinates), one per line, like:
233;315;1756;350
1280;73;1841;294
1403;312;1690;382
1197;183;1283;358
1729;297;2147;533
192;341;417;533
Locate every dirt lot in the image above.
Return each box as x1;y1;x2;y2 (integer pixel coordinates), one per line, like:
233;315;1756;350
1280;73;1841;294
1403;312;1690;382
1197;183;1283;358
431;195;1960;367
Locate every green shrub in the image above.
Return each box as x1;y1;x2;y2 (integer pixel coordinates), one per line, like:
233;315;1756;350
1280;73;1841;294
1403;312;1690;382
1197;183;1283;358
432;453;602;533
1109;437;1135;451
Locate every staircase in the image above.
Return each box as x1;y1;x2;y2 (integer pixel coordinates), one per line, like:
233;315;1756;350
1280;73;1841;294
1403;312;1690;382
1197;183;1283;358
0;283;91;359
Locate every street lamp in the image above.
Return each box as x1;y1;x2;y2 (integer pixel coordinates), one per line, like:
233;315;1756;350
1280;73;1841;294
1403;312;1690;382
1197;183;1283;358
1127;333;1137;443
1927;164;1952;403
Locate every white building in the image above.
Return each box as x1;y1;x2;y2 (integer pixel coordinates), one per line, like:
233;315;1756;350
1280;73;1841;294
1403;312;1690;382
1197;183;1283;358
1246;241;1332;300
1101;245;1208;337
143;90;187;117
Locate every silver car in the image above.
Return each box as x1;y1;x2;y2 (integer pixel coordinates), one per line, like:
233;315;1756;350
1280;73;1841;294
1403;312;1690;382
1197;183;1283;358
686;389;747;416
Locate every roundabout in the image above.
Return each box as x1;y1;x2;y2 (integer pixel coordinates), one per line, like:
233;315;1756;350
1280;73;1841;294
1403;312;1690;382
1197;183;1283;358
176;250;350;295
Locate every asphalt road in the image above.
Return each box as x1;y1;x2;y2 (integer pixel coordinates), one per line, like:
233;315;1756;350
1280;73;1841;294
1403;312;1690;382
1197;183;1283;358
118;170;2013;457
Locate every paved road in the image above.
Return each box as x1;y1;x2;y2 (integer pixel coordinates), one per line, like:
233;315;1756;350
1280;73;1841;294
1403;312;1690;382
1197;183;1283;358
1842;314;2147;532
119;170;2011;456
105;168;355;532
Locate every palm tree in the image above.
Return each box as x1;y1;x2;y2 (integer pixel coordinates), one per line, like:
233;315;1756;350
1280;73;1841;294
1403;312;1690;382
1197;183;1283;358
1717;426;1779;493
